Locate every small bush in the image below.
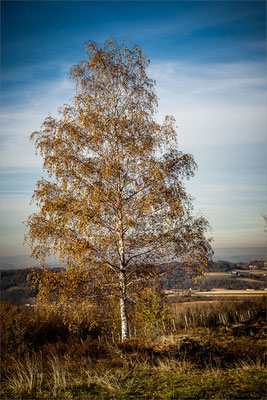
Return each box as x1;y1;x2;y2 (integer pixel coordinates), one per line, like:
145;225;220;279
1;302;70;356
130;287;170;336
0;303;34;354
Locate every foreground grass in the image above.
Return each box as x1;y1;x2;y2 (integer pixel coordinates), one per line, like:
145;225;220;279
1;353;266;399
1;330;266;400
1;297;266;399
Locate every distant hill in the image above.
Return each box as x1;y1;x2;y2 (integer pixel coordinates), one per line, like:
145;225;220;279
1;247;266;270
0;254;61;270
0;268;36;304
213;247;266;263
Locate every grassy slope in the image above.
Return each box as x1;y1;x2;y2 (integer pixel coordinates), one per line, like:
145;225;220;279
1;298;266;399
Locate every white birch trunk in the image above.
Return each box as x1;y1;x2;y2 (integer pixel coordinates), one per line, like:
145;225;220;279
119;270;129;341
117;212;129;341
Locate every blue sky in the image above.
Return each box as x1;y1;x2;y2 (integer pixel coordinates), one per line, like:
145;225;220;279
1;1;266;257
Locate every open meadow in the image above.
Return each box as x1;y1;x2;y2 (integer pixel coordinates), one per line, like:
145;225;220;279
1;295;266;399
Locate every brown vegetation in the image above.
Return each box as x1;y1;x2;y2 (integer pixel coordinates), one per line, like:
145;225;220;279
1;296;266;399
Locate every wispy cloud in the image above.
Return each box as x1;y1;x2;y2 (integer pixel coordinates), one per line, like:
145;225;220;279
149;60;266;247
150;61;266;104
127;4;263;41
1;74;74;168
0;193;37;256
149;61;267;149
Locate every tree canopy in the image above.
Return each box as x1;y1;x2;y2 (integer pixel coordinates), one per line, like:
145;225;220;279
25;39;213;340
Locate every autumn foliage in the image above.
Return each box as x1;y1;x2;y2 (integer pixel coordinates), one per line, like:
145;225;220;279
25;39;212;339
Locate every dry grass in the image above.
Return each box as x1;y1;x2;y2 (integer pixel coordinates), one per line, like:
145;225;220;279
1;354;44;397
1;350;266;399
170;296;266;329
48;353;69;395
1;297;266;399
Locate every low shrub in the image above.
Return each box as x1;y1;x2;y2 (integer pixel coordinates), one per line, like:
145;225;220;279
1;303;35;355
1;303;70;356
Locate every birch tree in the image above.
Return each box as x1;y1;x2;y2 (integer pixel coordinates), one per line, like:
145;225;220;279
25;39;213;340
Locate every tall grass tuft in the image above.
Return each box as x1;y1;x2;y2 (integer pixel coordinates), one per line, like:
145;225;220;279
1;354;43;398
48;353;69;396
